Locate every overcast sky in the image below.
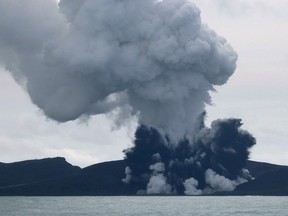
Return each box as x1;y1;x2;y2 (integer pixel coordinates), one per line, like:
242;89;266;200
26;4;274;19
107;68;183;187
0;0;287;167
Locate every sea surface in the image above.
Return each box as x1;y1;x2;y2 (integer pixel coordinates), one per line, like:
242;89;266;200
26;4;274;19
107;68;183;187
0;196;287;216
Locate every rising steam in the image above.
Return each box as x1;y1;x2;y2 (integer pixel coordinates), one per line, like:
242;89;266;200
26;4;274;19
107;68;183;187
0;0;254;195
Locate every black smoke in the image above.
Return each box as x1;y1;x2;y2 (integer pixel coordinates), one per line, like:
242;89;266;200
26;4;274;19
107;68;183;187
123;116;256;195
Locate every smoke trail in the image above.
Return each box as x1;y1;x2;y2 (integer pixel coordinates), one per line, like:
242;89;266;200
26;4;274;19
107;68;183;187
0;0;236;142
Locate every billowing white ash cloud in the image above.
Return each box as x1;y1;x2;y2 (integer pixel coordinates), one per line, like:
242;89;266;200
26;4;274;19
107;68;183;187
0;0;237;142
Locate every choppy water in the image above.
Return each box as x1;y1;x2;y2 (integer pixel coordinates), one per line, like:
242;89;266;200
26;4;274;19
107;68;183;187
0;196;287;216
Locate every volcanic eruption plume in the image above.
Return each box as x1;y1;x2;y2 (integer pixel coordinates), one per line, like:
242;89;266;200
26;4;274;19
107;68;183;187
123;117;255;195
0;0;255;194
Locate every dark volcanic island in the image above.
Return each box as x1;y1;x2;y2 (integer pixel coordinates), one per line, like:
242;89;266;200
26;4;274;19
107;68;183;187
0;156;288;196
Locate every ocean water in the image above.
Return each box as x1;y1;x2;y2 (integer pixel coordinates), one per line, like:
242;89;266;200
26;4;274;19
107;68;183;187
0;196;287;216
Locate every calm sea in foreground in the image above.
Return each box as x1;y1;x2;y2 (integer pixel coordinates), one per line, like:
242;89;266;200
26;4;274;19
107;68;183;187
0;196;287;216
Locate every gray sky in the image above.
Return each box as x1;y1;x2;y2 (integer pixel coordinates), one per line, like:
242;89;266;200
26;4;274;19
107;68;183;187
0;0;287;167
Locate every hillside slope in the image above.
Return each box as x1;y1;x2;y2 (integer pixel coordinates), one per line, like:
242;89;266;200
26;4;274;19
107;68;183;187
0;157;80;188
